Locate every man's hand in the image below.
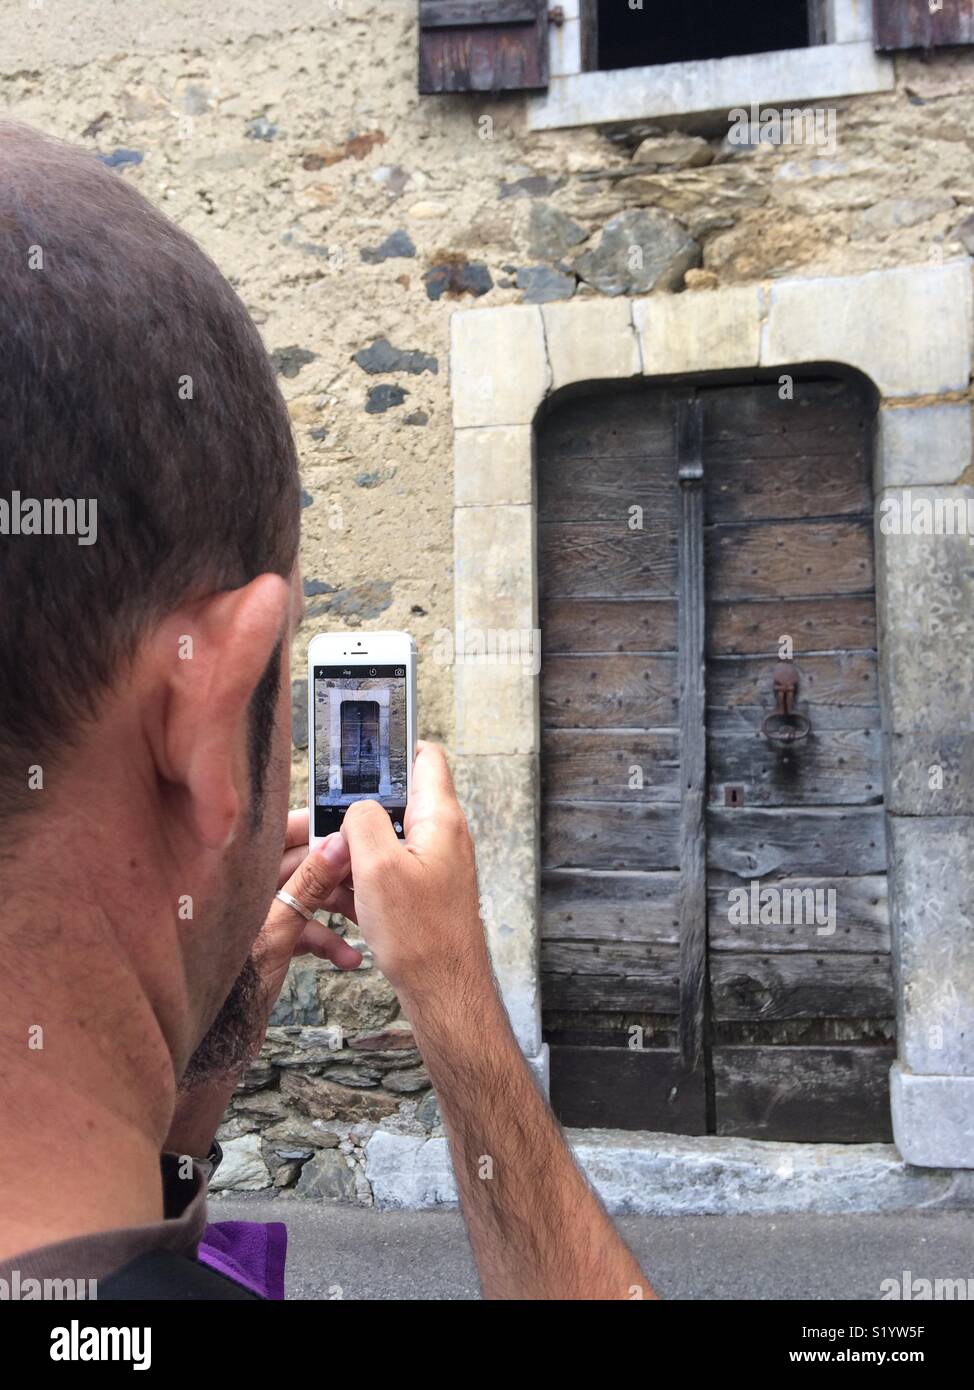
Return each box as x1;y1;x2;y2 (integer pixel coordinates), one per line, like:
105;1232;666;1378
339;741;492;1010
252;811;363;1012
165;816;361;1160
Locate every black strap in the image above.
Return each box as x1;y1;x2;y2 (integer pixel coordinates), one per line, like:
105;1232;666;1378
97;1249;262;1301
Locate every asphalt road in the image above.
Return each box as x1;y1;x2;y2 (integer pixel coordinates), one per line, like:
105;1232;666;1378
207;1196;974;1301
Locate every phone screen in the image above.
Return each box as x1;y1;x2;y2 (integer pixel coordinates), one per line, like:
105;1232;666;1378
312;663;408;839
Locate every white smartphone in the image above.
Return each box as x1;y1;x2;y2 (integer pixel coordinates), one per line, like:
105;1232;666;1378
308;630;417;847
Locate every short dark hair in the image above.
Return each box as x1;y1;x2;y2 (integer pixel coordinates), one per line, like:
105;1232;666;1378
0;123;299;821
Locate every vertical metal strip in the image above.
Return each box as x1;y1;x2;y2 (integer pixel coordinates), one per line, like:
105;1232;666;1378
676;395;708;1072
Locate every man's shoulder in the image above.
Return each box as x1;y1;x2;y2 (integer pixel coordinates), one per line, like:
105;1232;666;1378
98;1249;263;1301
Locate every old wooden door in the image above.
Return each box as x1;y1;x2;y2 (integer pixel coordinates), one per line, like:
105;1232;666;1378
539;376;894;1142
340;700;380;793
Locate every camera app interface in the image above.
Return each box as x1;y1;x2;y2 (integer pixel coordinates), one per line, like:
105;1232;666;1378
313;664;407;838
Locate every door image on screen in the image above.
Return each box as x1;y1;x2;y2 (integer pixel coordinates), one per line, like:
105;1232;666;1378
314;669;407;817
340;700;381;794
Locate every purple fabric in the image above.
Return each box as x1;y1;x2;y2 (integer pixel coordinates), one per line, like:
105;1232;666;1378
197;1221;288;1301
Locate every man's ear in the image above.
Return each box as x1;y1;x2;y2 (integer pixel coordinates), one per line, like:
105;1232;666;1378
148;573;291;850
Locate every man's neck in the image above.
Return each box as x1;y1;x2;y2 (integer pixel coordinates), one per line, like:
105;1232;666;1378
0;904;179;1263
0;1082;168;1264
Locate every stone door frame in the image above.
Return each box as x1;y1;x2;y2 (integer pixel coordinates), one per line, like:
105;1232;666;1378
449;261;974;1169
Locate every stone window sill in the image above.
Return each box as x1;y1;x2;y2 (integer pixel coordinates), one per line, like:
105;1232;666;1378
528;41;894;132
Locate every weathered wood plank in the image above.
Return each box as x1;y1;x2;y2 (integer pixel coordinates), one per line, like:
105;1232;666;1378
708;728;883;806
542;597;677;654
707;806;887;878
542;729;680;802
701;378;873;452
705;452;871;524
708;596;876;656
542;938;681;978
543;800;682;871
713;1044;894;1141
708;875;890;952
541;653;678;728
544;1009;678;1044
706;519;874;599
539;522;677;597
541;869;681;942
549;1045;707;1133
712;1016;896;1046
542;941;680;1011
538;389;678;459
538;455;676;522
708;652;878;708
711;952;894;1020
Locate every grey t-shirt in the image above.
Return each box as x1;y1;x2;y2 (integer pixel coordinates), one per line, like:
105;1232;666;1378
0;1153;208;1294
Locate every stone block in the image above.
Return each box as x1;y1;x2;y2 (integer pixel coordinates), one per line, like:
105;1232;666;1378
366;1131;458;1210
572;209;699;296
887;816;974;1077
454;503;535;632
454;664;538;756
875;402;972;490
451;305;550;429
295;1148;360;1201
452;754;542;1054
528;42;893;131
541;297;641;389
890;1065;974;1168
762;262;973;398
635;284;762;375
571;1128;974;1210
364;1125;974;1212
884;733;974;815
209;1133;271;1192
876;490;974;733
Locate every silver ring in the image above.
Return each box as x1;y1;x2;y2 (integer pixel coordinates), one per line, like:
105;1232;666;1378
274;889;315;922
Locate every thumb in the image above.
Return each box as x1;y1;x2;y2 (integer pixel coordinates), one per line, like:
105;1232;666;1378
253;832;355;1001
262;832;351;946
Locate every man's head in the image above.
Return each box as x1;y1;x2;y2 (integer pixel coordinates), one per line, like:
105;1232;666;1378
0;122;302;1083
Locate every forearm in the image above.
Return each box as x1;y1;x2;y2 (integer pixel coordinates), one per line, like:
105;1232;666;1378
402;979;656;1301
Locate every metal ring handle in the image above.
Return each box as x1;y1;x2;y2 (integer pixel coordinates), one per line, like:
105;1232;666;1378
761;711;811;744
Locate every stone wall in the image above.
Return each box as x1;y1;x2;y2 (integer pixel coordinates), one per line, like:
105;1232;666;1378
5;0;974;1196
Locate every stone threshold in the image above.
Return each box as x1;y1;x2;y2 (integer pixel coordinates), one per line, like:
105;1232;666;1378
364;1127;974;1215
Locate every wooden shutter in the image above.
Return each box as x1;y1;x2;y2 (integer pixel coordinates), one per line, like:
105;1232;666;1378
418;0;549;94
874;0;974;49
